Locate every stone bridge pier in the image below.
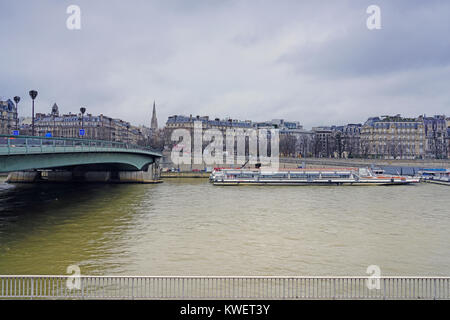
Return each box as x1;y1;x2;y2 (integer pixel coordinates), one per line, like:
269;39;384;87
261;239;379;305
6;161;162;184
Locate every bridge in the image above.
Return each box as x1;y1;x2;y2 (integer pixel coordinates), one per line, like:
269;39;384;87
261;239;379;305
0;135;162;183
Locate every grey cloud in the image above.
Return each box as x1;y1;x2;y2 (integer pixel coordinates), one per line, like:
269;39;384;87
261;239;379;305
1;0;449;129
278;0;450;78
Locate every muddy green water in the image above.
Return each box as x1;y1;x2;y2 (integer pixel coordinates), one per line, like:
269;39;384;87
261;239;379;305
0;178;448;276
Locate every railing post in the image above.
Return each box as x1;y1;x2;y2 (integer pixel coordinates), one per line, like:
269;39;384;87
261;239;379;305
434;279;437;300
81;277;84;300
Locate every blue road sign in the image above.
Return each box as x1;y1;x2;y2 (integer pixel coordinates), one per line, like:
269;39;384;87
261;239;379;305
45;132;52;137
12;130;19;136
79;129;85;136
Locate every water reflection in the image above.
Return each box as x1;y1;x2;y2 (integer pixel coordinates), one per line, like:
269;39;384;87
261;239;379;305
0;180;152;275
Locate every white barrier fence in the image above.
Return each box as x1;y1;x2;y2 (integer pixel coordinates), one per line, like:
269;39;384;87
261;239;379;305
1;276;449;300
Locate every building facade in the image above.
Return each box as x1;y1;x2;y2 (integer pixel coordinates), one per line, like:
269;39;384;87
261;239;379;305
0;99;18;134
359;114;449;159
165;114;253;148
447;127;450;159
360;115;425;159
30;104;148;145
332;124;362;158
421;115;448;159
252;119;314;158
311;126;335;158
165;115;259;166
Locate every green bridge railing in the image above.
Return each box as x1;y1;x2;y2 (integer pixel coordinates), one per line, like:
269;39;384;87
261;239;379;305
0;135;161;156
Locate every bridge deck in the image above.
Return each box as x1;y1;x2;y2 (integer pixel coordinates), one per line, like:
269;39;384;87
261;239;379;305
0;135;161;157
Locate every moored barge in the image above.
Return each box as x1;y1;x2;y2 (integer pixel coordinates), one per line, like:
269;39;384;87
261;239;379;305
210;167;420;186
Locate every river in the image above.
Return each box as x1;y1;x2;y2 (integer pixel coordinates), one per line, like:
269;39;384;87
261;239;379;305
0;178;448;276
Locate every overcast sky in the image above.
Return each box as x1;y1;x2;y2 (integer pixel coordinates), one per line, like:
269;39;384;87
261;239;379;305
1;0;449;129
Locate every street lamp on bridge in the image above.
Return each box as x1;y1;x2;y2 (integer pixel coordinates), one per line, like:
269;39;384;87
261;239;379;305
29;90;38;136
13;96;20;131
80;107;86;138
126;123;130;146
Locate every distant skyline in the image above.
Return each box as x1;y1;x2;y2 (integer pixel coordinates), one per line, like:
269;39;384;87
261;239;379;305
1;0;449;130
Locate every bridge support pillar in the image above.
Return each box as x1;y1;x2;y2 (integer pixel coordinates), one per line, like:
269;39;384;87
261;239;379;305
84;171;111;182
47;171;73;182
5;162;162;184
6;171;39;183
118;162;161;183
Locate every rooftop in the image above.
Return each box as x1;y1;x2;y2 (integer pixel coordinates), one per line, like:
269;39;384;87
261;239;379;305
166;115;252;128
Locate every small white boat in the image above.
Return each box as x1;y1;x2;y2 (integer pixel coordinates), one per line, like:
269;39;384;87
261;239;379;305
419;169;450;185
210;167;420;186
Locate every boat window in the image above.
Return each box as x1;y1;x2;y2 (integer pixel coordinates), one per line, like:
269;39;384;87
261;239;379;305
321;174;340;178
290;173;307;178
271;173;288;178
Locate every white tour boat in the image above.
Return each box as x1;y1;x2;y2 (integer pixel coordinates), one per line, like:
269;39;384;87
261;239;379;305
210;167;420;186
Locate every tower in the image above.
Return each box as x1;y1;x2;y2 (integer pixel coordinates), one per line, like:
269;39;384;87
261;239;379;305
51;103;59;117
151;101;158;130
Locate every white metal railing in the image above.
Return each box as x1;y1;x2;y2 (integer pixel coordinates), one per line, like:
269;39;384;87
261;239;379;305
0;276;449;299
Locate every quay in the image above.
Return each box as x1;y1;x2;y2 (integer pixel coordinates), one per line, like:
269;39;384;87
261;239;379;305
161;171;210;179
161;152;450;178
424;179;450;186
279;157;450;176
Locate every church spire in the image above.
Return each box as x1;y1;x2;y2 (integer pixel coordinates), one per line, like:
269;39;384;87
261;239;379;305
151;100;158;130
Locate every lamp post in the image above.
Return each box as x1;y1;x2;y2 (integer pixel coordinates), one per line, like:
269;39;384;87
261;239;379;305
80;107;86;138
109;118;112;141
13;96;20;131
29;90;37;136
126;124;130;146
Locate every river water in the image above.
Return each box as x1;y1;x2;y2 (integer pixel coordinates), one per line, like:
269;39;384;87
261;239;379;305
0;178;448;276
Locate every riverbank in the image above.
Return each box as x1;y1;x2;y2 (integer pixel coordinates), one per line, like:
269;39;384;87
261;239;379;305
160;157;449;178
280;157;450;169
161;171;210;178
161;153;450;171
